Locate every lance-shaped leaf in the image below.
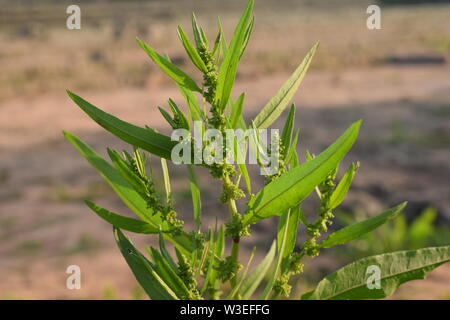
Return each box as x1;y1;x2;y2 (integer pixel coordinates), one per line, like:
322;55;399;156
214;0;254;111
280;104;296;159
191;13;207;50
302;245;450;300
329;162;359;209
148;247;191;298
158;107;177;129
239;16;254;59
260;209;292;299
114;228;178;300
136;38;201;92
178;85;205;122
278;207;300;273
187;164;202;231
168;98;190;131
177;25;208;73
85;201;159;234
320;202;407;249
252;42;318;129
240;240;276;299
243;120;361;225
64;132;194;255
230;93;245;129
67;91;176;160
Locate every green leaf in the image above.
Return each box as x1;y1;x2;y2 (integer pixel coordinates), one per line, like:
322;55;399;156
107;149;150;199
160;158;172;203
158;107;177;129
226;248;256;300
329;162;359;209
65;131;153;222
260;209;292;299
278;207;300;273
240;240;276;299
252;42;318;129
159;233;178;271
178;85;205;122
66;91;176;160
285;128;300;165
243;120;361;225
409;207;436;249
191;13;207;49
230;93;245;129
217;17;228;57
302;245;450;300
239;16;254;59
64;132;194;255
168;98;190;130
85;201;159;234
280;104;296;159
137;38;201;92
177;25;208;73
320;202;407;249
214;0;254;111
187;164;202;231
148;247;190;298
114;228;178;300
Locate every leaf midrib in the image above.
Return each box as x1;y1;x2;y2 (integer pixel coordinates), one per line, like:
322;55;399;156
317;253;448;300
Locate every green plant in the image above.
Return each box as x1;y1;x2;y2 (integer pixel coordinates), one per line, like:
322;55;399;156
64;0;450;300
338;206;450;257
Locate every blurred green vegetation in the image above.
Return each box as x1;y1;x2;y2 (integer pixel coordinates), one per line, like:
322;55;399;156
337;207;450;259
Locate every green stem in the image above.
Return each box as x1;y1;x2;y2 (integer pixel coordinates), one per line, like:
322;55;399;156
230;237;240;288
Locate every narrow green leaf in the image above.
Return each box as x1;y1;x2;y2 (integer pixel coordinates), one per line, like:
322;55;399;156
285;128;300;165
178;85;205;122
302;245;450;300
260;209;291;299
107;149;150;199
160;158;172;203
226;248;256;300
280;104;296;159
137;38;201;92
85;201;159;234
158;107;177;129
168;98;190;130
230;93;245;129
215;0;254;111
159;233;178;271
114;228;178;300
66;91;176;160
320;202;407;249
149;247;190;298
217;17;228;57
244;120;361;225
191;13;207;49
187;164;202;230
329;162;359;209
240;240;276;299
64;132;194;255
278;207;300;273
177;25;208;73
253;42;318;129
239;16;254;59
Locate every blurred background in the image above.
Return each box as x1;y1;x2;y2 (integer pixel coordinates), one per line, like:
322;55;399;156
1;0;450;299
